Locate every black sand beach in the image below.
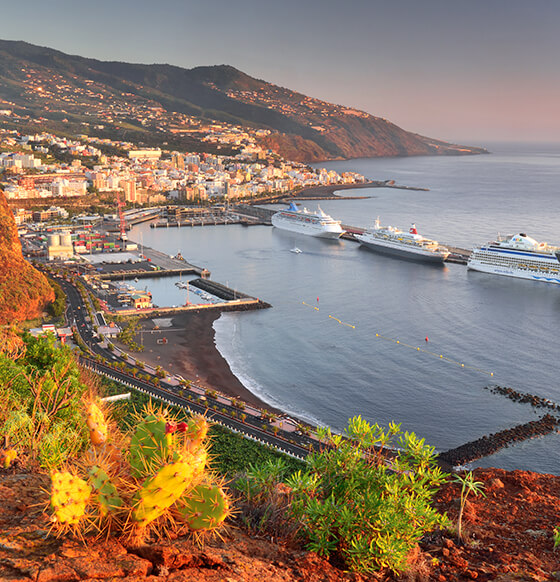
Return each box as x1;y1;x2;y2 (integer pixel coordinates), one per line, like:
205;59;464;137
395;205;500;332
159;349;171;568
132;310;276;412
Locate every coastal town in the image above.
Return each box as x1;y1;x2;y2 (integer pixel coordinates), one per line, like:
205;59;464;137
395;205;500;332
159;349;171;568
0;125;366;206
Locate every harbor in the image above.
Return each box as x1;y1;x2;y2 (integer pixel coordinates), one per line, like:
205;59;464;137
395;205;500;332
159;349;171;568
37;149;560;476
65;192;473;323
126;151;560;477
77;234;269;317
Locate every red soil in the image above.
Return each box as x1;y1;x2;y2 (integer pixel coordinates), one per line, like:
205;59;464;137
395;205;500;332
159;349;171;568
0;467;559;581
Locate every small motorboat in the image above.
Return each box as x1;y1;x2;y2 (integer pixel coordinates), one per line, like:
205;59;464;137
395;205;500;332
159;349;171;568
290;247;303;254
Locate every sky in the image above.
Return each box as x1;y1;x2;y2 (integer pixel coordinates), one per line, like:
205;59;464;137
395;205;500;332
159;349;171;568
2;0;560;145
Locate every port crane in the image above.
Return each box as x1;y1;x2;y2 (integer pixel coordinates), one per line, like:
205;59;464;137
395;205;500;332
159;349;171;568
115;192;128;243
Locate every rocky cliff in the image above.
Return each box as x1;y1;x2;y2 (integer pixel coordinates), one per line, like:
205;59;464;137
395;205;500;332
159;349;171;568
0;190;54;324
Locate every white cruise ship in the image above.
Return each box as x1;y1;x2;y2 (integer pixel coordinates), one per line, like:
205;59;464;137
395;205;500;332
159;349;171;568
271;202;345;239
467;233;560;284
356;219;449;263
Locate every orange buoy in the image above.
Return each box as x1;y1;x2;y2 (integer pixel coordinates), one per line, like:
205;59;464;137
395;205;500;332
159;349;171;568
425;336;429;342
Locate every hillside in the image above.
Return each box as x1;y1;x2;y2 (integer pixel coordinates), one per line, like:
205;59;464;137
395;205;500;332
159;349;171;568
0;188;54;323
0;39;487;162
1;467;559;581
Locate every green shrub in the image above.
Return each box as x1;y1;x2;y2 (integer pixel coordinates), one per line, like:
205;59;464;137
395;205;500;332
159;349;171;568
238;416;448;575
0;333;89;468
46;277;66;318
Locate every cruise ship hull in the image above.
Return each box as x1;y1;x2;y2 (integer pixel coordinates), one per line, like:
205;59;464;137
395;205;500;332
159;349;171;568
357;238;448;263
271;215;343;239
467;247;560;284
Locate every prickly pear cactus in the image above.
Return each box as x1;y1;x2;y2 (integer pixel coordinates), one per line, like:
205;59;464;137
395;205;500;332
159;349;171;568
48;401;229;541
176;483;230;531
50;471;91;526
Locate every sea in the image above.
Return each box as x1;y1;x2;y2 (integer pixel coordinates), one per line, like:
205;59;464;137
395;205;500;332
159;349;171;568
132;142;560;475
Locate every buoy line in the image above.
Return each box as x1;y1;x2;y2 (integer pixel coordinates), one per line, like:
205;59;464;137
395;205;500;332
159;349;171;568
328;315;356;329
302;301;356;328
301;300;493;376
374;332;494;376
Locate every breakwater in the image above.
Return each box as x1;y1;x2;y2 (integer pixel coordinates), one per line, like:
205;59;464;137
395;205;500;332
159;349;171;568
438;414;560;467
485;384;560;413
438;384;560;467
190;277;256;302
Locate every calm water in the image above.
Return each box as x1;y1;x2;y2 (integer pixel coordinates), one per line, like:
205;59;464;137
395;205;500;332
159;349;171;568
133;142;560;474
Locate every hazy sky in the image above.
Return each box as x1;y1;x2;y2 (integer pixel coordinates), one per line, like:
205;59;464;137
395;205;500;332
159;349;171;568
2;0;560;145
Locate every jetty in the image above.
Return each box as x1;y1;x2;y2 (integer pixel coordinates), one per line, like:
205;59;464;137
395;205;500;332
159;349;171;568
438;414;560;467
151;206;269;228
81;237;269;316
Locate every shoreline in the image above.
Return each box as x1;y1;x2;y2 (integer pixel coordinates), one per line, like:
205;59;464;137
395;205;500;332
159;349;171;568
132;309;279;413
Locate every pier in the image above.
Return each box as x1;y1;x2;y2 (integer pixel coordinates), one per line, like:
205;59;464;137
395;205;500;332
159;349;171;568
442;246;470;264
114;297;269;317
151;206;269;228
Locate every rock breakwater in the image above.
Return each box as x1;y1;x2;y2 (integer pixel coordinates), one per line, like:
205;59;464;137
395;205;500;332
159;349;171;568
438;414;559;467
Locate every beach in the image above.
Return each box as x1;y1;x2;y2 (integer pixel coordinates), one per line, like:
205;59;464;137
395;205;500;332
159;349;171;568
128;309;275;412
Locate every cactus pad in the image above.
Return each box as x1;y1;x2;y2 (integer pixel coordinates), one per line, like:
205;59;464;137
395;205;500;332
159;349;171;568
184;415;209;451
176;483;230;531
86;402;108;446
50;471;91;525
88;465;123;516
132;458;195;528
129;413;174;477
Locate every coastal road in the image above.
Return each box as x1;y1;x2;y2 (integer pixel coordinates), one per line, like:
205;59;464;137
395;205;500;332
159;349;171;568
51;272;314;460
80;356;311;460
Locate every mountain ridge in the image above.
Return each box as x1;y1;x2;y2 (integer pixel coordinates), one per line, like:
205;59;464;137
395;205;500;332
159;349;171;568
0;39;487;162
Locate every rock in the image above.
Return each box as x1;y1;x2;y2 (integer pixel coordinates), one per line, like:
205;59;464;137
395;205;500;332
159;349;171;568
524;529;549;538
488;478;505;490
